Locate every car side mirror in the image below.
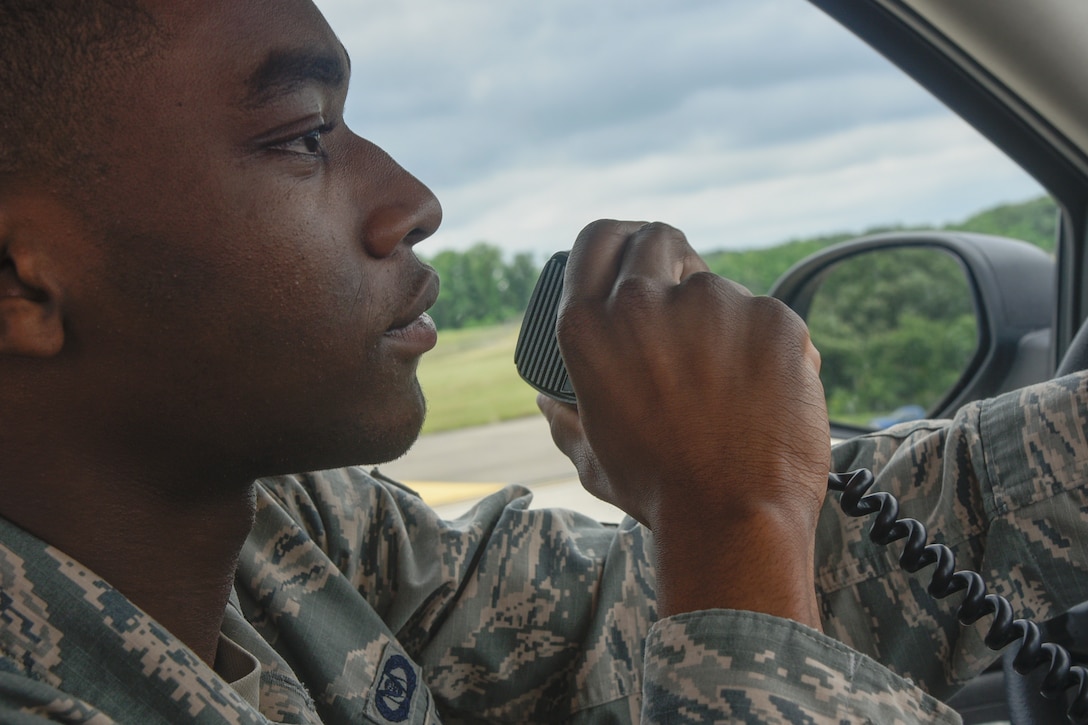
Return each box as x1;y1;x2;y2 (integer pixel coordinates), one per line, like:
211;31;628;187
769;232;1054;437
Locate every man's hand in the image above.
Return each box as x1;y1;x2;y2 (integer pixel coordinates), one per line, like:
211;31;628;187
538;220;829;628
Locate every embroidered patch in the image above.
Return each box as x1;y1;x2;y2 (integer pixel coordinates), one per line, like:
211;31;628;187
373;652;417;723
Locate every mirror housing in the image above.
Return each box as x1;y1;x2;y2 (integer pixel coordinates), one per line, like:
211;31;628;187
769;232;1054;436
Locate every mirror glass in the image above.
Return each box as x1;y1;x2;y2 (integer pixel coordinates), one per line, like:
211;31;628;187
805;247;979;429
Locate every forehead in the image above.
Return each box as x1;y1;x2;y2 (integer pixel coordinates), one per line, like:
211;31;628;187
147;0;346;98
71;0;350;238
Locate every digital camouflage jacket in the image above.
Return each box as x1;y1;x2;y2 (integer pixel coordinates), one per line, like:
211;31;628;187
3;372;1088;723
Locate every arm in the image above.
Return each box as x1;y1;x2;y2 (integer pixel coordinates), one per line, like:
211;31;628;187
540;219;958;723
820;371;1088;700
543;220;828;627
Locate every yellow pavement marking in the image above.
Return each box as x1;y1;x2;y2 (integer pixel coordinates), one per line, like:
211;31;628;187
406;481;507;507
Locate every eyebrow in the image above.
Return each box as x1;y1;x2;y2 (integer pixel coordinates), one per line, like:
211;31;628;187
244;46;350;108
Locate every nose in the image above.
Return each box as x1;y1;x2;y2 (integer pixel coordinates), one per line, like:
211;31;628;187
352;140;443;258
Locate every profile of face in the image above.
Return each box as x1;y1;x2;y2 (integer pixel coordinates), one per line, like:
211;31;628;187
46;0;444;480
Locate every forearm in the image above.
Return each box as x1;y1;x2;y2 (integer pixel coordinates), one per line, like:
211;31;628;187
818;373;1088;697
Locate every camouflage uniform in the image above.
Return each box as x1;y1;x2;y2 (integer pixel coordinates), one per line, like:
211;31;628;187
3;373;1088;723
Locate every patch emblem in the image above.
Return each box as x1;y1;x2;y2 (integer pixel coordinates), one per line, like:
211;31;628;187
374;653;416;722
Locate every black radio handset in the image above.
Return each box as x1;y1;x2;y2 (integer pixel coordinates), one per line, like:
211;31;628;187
514;251;576;403
515;252;1088;723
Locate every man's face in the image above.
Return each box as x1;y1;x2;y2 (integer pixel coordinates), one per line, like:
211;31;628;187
59;0;443;479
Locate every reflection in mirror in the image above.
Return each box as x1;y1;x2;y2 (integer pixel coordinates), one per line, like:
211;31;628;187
806;247;978;429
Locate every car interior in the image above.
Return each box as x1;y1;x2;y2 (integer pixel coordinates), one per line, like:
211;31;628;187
514;2;1088;723
387;1;1088;720
795;2;1088;723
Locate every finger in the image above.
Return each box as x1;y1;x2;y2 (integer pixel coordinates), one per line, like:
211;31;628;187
538;395;623;514
536;394;584;458
563;219;647;304
617;221;710;288
806;337;822;374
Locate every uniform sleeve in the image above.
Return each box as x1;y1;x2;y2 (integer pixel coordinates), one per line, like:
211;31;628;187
253;459;960;723
821;371;1088;700
250;468;657;723
642;611;956;724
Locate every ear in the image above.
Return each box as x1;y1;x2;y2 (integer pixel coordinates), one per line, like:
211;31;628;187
0;199;65;357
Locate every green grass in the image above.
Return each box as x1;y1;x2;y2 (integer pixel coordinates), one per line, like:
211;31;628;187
418;321;540;434
417;323;932;435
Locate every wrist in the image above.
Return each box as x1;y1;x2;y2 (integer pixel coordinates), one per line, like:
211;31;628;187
652;504;822;629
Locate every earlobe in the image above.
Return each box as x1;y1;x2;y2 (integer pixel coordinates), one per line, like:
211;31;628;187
0;206;66;358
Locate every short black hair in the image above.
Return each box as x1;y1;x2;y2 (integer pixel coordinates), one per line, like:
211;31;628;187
0;0;162;188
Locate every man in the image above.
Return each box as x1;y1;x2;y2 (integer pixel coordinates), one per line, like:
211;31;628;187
1;1;1086;723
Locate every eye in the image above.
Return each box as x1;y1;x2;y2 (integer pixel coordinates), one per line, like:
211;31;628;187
298;129;324;154
271;122;336;158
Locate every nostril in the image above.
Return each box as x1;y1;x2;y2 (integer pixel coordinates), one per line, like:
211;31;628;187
408;188;442;246
394;192;442;251
403;226;432;247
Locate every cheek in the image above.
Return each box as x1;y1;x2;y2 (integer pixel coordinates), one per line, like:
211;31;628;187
79;142;395;381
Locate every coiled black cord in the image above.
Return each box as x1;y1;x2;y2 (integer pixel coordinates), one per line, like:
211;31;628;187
829;469;1088;724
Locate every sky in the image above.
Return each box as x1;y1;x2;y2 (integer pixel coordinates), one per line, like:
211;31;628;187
313;0;1043;259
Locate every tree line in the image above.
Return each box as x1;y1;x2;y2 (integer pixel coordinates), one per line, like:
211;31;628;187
424;195;1058;330
704;194;1057;295
423;245;539;330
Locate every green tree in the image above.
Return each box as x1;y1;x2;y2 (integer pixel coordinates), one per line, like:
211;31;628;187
501;252;538;317
948;196;1058;252
807;248;978;420
424;244;540;330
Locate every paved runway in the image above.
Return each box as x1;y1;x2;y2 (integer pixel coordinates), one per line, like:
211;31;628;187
374;415;625;522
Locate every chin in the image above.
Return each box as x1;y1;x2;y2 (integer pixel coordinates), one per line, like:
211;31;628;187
357;425;423;466
269;382;428;473
269;420;423;476
348;391;428;467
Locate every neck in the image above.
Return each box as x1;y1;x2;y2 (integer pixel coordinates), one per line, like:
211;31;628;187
0;466;257;666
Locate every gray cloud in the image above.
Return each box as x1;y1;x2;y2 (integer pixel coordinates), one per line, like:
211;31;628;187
321;1;938;174
314;0;1041;254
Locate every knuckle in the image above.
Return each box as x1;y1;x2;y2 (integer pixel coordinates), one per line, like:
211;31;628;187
639;220;683;239
678;270;724;294
673;272;747;312
576;218;621;243
748;294;799;327
611;275;660;311
744;296;815;359
637;221;693;252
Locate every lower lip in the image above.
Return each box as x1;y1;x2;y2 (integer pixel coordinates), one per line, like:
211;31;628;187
384;312;438;354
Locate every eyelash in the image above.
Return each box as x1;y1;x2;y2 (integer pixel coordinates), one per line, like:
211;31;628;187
275;122;337;158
